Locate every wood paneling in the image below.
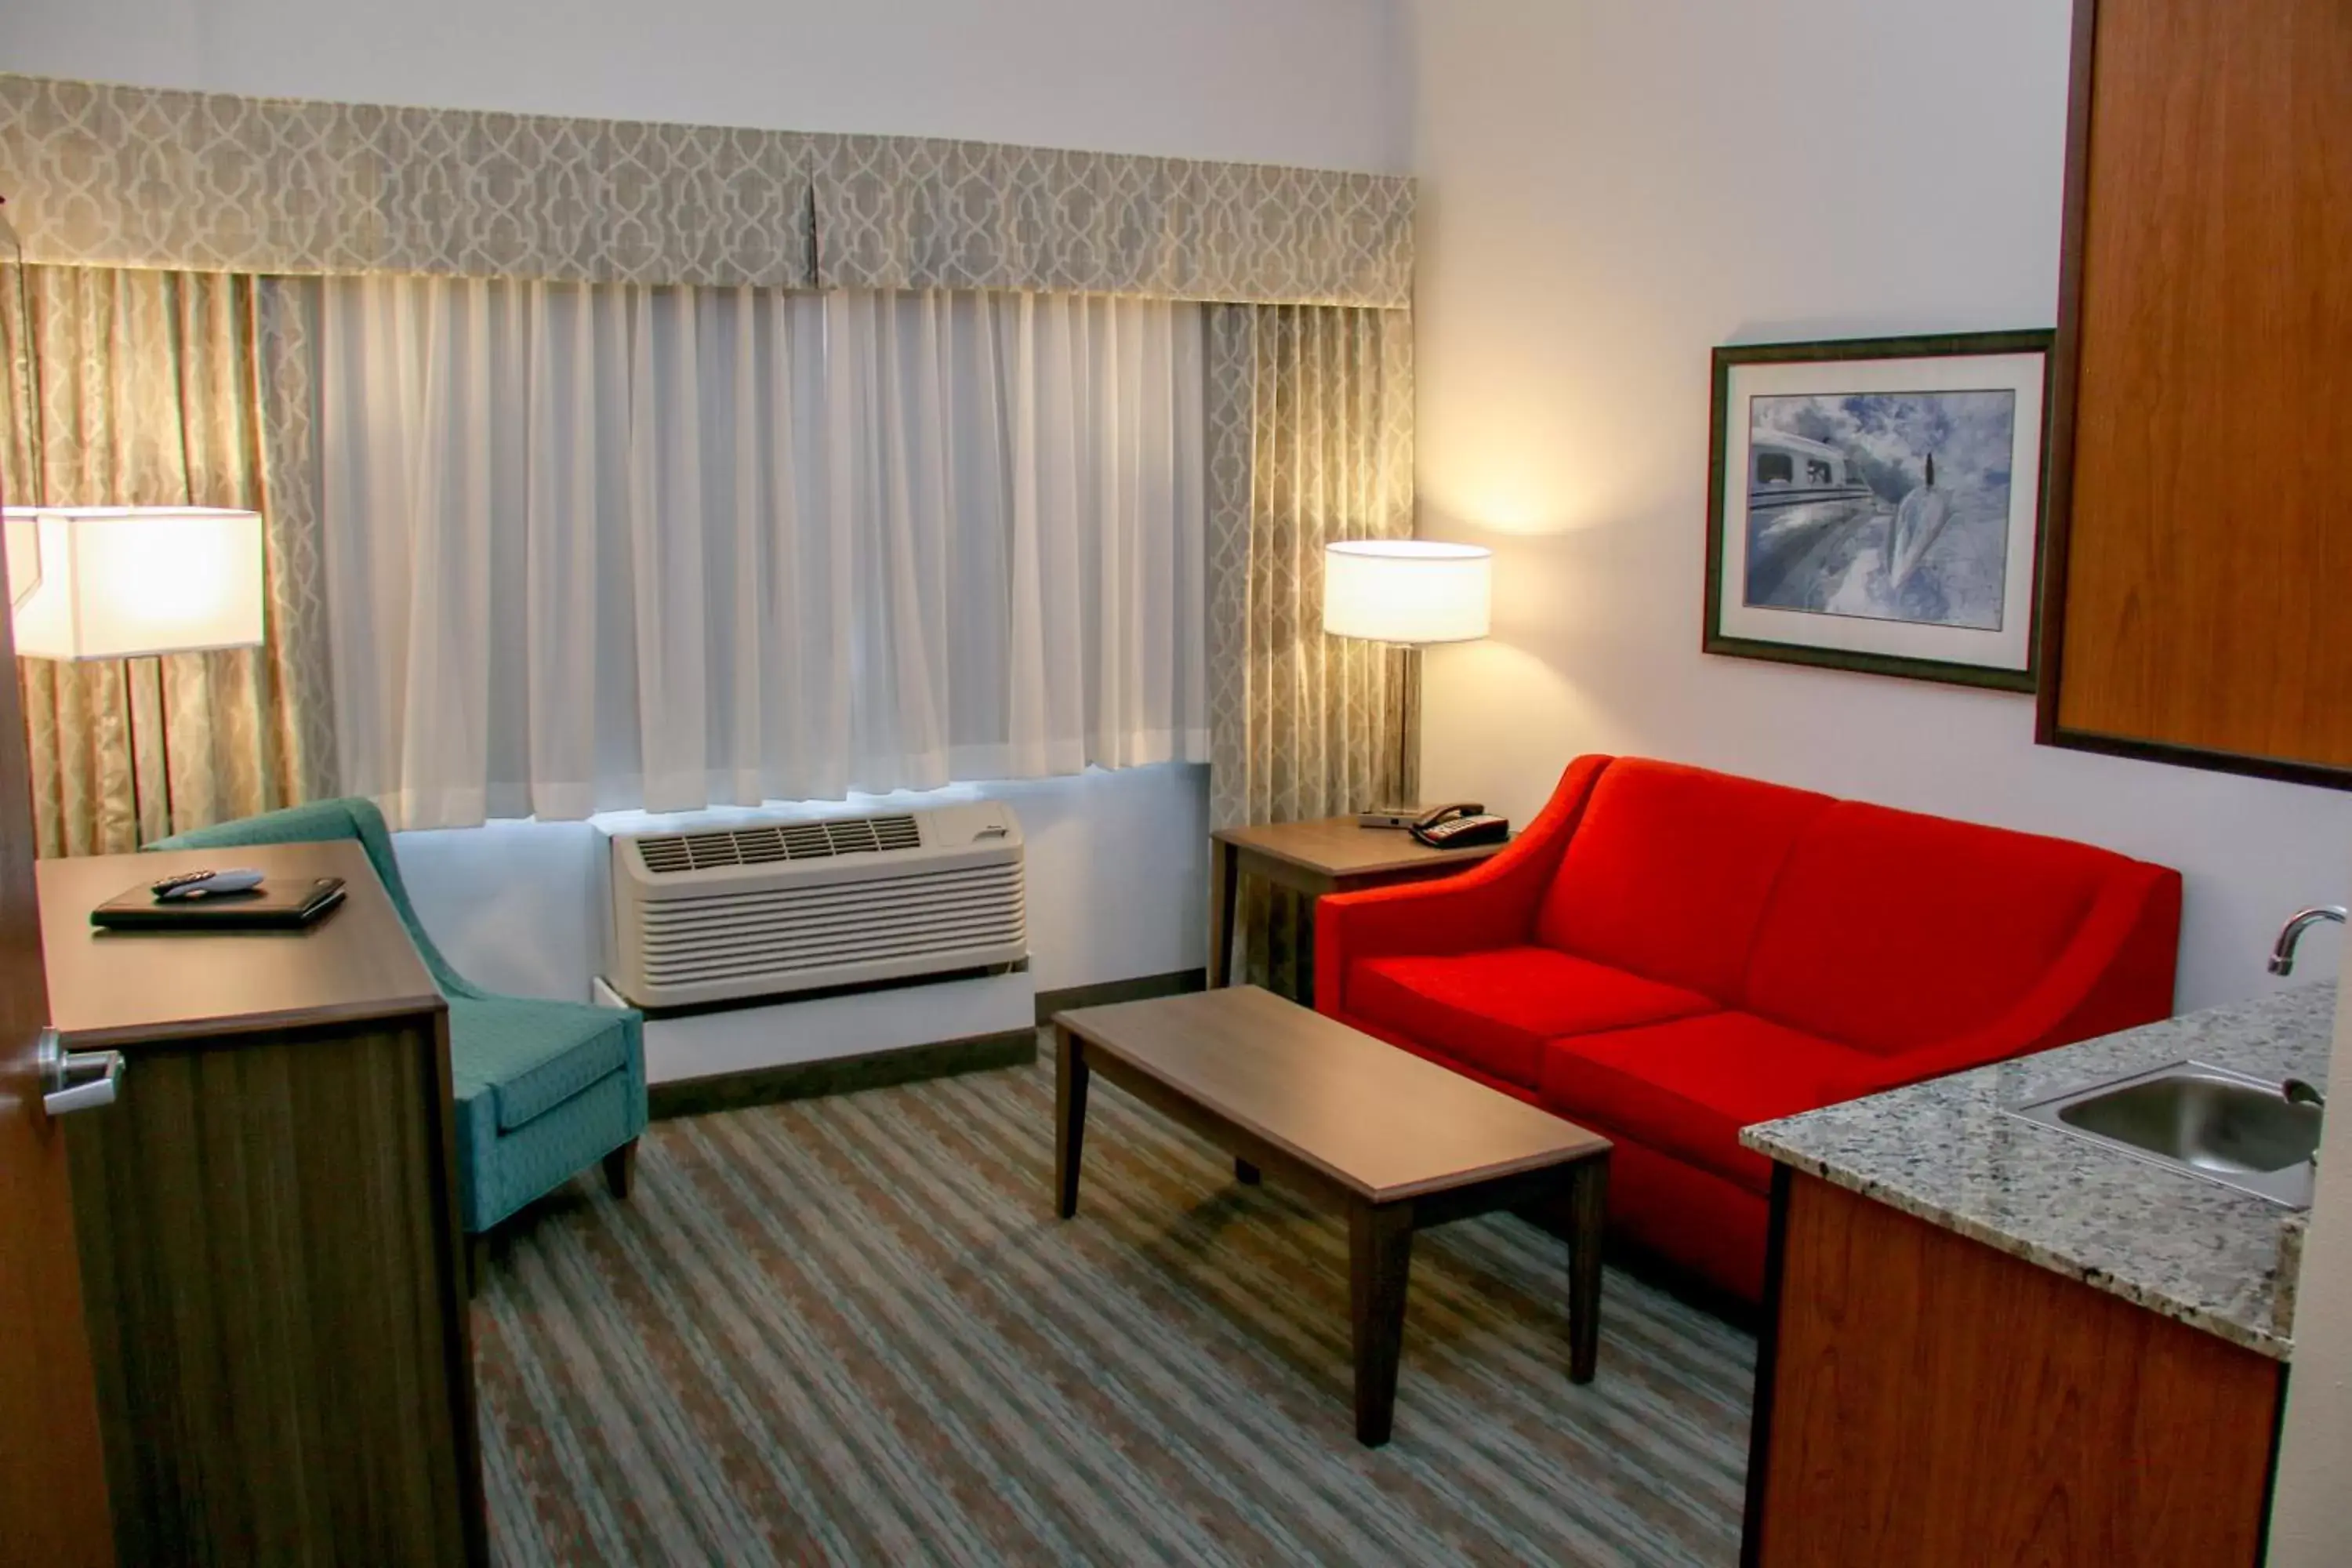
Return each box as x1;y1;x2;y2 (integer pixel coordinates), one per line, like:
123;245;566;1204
67;1018;477;1566
2044;0;2352;779
1751;1173;2281;1568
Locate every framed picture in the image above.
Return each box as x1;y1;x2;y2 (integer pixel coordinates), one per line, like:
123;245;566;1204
1704;329;2055;691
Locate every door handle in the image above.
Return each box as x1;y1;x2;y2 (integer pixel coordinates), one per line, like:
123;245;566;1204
37;1027;124;1117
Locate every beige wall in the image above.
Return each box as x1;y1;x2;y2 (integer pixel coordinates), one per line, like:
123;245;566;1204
1396;0;2350;1012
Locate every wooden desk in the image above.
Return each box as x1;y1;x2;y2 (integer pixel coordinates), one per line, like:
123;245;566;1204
1208;816;1506;991
38;841;485;1566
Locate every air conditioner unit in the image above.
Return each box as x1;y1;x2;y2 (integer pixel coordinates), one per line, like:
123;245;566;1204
604;804;1026;1011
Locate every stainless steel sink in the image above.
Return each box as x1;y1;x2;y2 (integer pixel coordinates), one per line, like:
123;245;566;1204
2007;1060;2321;1208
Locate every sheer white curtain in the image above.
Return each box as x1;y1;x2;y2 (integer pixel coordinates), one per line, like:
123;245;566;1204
318;279;1207;828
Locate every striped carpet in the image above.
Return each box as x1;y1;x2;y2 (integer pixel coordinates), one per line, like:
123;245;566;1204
472;1044;1755;1566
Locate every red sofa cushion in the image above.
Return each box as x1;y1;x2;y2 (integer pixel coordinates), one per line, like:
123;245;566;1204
1538;1011;1886;1193
1534;759;1832;1001
1743;801;2119;1055
1348;947;1717;1088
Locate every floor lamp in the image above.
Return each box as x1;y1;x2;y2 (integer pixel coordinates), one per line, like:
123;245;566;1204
4;505;267;843
1321;539;1494;828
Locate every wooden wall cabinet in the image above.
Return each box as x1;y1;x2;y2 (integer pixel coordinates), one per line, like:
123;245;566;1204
1743;1172;2283;1568
38;842;486;1566
2038;0;2352;787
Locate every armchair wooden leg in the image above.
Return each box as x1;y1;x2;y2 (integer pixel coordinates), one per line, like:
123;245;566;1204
602;1138;639;1200
465;1233;487;1300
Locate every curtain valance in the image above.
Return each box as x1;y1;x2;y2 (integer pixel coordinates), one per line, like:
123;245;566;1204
812;135;1411;307
0;74;1413;308
0;74;824;288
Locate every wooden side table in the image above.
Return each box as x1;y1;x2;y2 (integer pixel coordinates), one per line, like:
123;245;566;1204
1208;816;1508;991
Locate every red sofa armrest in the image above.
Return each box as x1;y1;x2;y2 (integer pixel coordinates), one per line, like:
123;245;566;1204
1313;754;1613;1017
1856;862;2183;1093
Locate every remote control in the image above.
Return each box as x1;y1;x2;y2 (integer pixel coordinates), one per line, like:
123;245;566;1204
153;868;268;901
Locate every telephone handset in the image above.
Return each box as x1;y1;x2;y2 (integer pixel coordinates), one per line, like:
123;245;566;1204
1408;801;1511;849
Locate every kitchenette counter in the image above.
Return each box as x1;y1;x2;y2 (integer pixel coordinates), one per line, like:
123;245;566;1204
1742;982;2337;1359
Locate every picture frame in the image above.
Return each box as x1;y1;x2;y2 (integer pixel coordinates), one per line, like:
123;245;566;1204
1703;329;2056;692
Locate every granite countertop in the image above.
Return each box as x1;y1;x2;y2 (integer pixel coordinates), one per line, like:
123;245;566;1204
1742;982;2338;1360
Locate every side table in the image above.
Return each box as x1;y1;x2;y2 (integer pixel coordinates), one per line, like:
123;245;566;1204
1208;816;1508;992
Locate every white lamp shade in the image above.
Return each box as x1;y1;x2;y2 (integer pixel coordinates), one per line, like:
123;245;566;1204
1321;539;1493;645
4;506;266;660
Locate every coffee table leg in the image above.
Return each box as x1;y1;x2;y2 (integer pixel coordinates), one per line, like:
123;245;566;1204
1349;1200;1415;1446
1055;1026;1089;1220
1566;1155;1609;1383
1235;1158;1261;1185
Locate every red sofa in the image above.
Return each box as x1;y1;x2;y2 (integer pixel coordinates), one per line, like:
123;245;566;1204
1314;756;2181;1301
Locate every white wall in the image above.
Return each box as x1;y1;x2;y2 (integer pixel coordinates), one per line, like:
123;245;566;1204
0;0;1402;172
1399;0;2350;1014
394;765;1208;1003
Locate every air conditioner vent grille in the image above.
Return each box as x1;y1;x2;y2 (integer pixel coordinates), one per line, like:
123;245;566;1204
635;814;923;874
608;804;1025;1011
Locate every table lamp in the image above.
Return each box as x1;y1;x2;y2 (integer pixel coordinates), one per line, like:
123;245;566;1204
5;505;267;835
1322;538;1493;829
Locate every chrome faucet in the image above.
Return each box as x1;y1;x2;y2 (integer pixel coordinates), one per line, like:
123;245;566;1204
2270;906;2347;976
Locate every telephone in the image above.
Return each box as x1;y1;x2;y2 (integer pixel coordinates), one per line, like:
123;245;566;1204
1408;801;1511;849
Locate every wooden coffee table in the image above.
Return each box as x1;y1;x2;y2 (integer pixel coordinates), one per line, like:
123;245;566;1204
1051;985;1610;1446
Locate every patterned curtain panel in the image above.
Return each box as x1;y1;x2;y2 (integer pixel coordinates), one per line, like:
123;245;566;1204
0;265;334;854
1206;303;1415;995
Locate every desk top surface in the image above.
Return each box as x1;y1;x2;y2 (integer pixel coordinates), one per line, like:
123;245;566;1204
1211;815;1507;879
37;840;443;1050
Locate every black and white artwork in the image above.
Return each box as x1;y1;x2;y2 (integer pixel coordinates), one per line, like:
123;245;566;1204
1706;333;2053;691
1743;390;2015;629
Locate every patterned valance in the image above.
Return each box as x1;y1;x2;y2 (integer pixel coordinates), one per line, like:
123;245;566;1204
814;136;1411;309
0;74;1413;308
0;74;821;287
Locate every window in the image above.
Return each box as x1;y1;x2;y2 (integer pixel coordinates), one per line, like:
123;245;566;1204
318;278;1208;828
1756;451;1793;485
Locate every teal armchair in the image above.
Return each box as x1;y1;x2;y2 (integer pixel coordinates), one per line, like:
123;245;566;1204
154;800;648;1259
